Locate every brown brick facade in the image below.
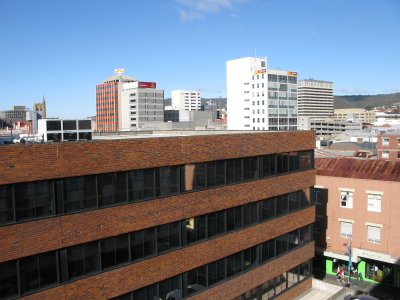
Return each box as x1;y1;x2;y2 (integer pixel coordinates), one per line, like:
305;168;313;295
0;170;315;263
20;217;314;300
188;243;314;300
1;132;316;299
0;131;315;185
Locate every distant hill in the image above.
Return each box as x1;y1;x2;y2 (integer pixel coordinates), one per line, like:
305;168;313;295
334;93;400;109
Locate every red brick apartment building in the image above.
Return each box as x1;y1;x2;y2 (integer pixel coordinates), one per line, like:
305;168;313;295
314;157;400;287
377;132;400;160
0;131;315;300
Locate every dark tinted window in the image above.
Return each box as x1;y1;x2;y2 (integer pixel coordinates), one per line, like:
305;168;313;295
261;198;276;220
47;120;61;131
288;192;300;211
47;133;61;142
98;172;127;207
277;194;289;215
0;185;14;224
78;120;91;130
19;252;58;294
157;222;180;254
277;153;288;174
0;260;18;299
79;132;92;140
261;155;276;177
67;241;100;280
156;166;179;197
63;132;77;141
244;202;258;226
63;120;76;130
64;176;97;213
101;235;129;270
15;180;54;221
187;266;207;295
289;152;299;172
128;169;155;202
158;275;182;300
208;258;225;286
194;163;206;190
243;157;258;180
207;211;225;238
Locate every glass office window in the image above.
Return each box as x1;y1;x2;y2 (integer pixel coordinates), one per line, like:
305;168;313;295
289;152;300;172
101;235;129;270
243;247;258;270
288;191;300;211
243;202;258;226
63;176;97;213
131;228;156;261
243;157;259;180
261;197;276;220
63;120;76;130
187;266;207;295
159;275;182;300
15;180;54;221
0;184;14;224
207;211;225;238
207;258;225;286
157;222;180;254
261;155;276;177
0;260;18;299
194;163;206;190
19;252;58;294
156;166;179;196
277;194;289;215
128;169;155;202
277;153;288;174
98;172;127;207
67;241;100;280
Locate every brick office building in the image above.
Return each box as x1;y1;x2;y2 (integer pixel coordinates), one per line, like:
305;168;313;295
377;131;400;160
314;157;400;287
0;131;315;300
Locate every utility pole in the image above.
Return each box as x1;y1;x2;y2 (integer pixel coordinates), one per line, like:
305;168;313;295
348;241;352;286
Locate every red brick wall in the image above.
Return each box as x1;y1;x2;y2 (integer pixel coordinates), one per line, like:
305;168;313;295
0;131;315;185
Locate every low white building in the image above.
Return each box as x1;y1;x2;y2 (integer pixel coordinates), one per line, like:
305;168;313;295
171;90;201;111
38;119;92;142
121;81;164;130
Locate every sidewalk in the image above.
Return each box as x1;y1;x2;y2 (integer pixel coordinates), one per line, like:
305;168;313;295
322;274;399;300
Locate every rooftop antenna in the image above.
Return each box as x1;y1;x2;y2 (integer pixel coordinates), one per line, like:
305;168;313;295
254;47;257;58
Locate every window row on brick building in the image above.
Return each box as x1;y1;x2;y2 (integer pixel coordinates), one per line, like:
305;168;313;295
0;189;312;299
233;260;312;300
113;226;313;300
0;151;314;226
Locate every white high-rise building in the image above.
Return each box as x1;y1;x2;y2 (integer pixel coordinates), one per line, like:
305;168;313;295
171;90;201;111
226;57;298;131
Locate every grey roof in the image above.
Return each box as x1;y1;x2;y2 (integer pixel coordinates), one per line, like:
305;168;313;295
103;74;137;83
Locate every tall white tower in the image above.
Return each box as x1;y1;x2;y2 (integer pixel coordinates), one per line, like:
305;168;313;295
226;57;298;131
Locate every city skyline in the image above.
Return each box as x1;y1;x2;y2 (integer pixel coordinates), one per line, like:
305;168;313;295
0;0;399;118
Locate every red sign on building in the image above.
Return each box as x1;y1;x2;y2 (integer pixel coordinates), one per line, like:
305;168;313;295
138;82;156;88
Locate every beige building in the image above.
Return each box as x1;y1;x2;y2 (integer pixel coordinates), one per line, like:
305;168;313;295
333;108;376;123
314;157;400;287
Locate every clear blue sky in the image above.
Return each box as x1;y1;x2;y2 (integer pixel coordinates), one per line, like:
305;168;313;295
1;0;399;118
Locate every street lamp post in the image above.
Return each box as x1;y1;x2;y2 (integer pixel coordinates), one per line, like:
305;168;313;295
347;242;352;287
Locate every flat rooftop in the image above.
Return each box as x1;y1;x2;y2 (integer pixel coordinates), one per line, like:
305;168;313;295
93;130;276;140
